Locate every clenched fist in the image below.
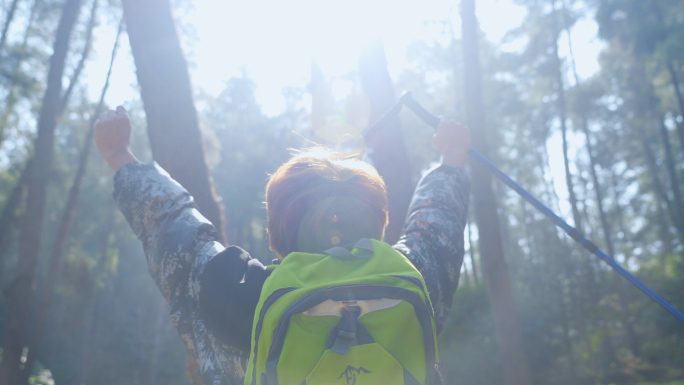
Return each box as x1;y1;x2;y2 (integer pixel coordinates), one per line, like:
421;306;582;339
94;106;138;172
433;118;471;168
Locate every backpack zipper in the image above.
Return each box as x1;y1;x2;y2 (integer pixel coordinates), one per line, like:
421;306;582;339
250;287;297;385
390;275;434;317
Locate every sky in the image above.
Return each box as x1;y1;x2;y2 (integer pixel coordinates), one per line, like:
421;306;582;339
83;0;603;117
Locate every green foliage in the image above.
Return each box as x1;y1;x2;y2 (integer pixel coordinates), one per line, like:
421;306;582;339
439;284;503;385
27;363;55;385
202;75;309;260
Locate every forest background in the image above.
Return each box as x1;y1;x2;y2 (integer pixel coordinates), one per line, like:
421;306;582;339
0;0;683;384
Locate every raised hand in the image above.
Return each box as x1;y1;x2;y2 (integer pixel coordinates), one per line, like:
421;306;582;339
94;105;138;171
433;118;471;168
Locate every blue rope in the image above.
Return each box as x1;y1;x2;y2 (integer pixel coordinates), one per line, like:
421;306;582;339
394;91;684;324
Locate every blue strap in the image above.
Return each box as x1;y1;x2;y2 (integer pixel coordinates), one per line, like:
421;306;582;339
324;238;374;261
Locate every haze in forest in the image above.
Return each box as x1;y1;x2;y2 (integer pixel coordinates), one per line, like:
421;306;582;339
76;0;604;224
1;0;683;384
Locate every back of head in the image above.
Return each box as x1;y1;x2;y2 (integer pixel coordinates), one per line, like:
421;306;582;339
266;148;389;259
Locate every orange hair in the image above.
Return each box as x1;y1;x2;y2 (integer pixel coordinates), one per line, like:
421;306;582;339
265;148;389;259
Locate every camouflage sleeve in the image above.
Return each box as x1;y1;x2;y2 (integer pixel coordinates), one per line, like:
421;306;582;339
113;161;247;385
393;164;470;334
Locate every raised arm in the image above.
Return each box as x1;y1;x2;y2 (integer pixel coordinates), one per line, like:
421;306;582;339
394;118;471;333
95;108;244;384
95;107;224;301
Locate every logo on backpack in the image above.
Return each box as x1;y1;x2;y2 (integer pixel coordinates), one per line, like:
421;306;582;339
337;366;372;385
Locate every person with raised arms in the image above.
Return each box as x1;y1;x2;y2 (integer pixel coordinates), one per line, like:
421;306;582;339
94;105;470;384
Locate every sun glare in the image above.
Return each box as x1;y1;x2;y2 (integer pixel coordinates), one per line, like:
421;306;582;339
86;0;599;120
182;0;464;115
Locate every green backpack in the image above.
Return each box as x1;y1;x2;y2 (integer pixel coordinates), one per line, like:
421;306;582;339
243;238;442;385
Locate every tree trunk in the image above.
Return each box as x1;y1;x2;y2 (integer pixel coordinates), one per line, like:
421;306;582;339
632;56;684;239
0;0;39;146
120;0;227;244
0;0;83;383
638;60;684;238
579;117;641;355
647;142;681;242
609;170;634;252
561;2;639;357
666;61;684;150
59;0;98;115
0;0;20;53
642;138;684;236
557;283;577;381
76;207;114;385
0;1;48;273
551;2;583;232
523;186;583;378
659;117;684;227
561;3;615;261
16;19;120;384
0;160;30;276
359;40;414;244
76;289;101;385
460;1;533;384
538;138;609;367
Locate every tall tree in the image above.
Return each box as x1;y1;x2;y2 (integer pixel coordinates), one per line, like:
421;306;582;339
0;160;30;275
0;0;39;146
75;206;114;385
594;0;684;236
0;0;83;383
652;2;684;154
561;0;640;356
550;0;584;232
633;59;684;238
460;1;533;385
120;0;227;244
359;40;414;244
59;0;98;114
16;15;118;384
0;0;21;53
666;61;684;150
658;117;684;229
0;0;95;277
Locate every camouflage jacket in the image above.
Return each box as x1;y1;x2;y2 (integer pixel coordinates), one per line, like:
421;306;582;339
113;161;470;385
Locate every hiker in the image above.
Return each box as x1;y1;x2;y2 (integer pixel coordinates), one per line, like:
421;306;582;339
94;105;471;384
